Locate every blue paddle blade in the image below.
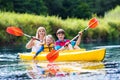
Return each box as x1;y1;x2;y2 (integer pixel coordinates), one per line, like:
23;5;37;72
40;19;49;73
35;45;44;57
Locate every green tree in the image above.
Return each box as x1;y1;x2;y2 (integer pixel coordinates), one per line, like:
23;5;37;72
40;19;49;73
87;0;120;16
44;0;64;17
13;0;48;15
0;0;48;15
70;1;91;18
0;0;120;18
0;0;14;11
44;0;91;18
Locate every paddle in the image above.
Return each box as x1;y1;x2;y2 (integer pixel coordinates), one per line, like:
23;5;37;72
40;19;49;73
33;45;44;59
6;26;44;59
46;17;99;62
6;26;40;41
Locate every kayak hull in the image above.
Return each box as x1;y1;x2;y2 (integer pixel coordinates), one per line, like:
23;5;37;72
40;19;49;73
18;48;106;61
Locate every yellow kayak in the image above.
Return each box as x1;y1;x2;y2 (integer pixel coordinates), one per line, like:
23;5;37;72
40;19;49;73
18;48;106;61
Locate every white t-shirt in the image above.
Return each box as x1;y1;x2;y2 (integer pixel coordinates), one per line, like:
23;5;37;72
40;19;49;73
32;40;42;52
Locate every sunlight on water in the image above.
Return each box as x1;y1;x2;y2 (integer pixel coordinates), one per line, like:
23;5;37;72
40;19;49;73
19;61;106;80
94;45;120;49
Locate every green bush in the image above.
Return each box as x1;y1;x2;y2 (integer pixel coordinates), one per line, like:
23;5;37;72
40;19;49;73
0;6;120;44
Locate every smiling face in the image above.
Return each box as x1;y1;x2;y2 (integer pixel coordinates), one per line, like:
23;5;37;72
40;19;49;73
46;35;54;45
36;27;46;39
56;29;65;41
38;29;46;37
57;33;65;41
46;37;53;45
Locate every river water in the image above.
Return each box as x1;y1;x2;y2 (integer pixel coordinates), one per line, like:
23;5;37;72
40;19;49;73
0;42;120;80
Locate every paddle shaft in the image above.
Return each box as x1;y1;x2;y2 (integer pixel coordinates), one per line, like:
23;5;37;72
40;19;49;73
71;19;98;41
24;33;44;58
23;33;40;41
51;34;80;57
48;32;79;59
48;19;98;59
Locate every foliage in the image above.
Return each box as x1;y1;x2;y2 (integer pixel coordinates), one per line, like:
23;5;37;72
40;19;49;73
0;6;120;44
0;0;120;19
0;0;48;15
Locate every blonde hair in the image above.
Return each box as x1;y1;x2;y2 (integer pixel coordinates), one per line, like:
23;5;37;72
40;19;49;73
46;34;55;43
36;27;46;39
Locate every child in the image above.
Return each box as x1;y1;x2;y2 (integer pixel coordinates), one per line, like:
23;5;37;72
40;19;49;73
44;35;55;52
55;29;82;50
55;29;73;50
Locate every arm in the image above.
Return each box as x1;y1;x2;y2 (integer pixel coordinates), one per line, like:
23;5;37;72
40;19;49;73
75;31;83;46
26;38;35;49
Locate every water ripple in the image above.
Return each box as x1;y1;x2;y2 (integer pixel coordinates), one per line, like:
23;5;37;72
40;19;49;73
94;45;120;49
0;43;120;80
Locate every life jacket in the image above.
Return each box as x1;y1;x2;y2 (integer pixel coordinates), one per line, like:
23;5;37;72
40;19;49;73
43;44;54;52
55;39;76;50
55;39;70;47
54;39;70;50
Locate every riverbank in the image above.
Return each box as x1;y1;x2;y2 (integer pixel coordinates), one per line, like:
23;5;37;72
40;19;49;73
0;6;120;45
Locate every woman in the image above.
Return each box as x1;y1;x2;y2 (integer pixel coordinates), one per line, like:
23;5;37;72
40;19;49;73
26;26;46;55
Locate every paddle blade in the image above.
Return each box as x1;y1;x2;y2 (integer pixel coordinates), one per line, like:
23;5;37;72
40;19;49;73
33;46;44;59
6;27;24;36
88;17;98;28
46;49;59;62
47;63;60;75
